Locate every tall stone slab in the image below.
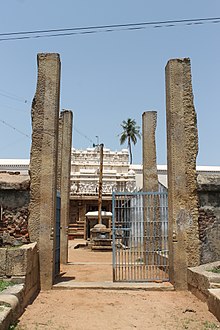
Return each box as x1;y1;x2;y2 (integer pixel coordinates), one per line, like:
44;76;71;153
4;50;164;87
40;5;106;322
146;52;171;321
57;117;63;193
142;111;160;264
165;58;200;290
29;53;61;290
142;111;158;192
58;110;73;264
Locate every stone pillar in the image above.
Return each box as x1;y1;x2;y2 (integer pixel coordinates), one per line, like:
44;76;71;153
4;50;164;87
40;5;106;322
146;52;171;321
57;118;63;193
142;111;158;192
58;110;73;264
142;111;160;265
165;58;200;290
29;53;61;290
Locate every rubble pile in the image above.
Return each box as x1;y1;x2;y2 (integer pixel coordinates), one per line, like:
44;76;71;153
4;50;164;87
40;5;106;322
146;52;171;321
0;206;29;246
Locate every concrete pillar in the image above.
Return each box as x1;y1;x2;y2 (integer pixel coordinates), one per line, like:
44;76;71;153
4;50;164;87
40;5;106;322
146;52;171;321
165;58;200;290
29;53;61;290
142;111;160;265
58;110;73;264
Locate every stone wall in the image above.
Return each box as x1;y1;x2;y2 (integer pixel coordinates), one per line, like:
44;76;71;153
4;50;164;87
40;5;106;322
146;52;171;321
0;207;29;246
0;190;29;209
0;173;29;209
197;174;220;264
0;173;30;245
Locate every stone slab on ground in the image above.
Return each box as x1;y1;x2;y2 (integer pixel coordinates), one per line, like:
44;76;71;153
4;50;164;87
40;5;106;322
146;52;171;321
53;281;173;291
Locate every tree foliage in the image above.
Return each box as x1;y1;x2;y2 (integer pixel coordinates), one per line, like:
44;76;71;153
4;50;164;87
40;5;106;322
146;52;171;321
119;118;141;164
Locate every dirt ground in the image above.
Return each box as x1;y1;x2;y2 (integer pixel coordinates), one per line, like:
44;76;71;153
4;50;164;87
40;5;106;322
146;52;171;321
16;240;220;329
60;239;113;282
17;290;219;330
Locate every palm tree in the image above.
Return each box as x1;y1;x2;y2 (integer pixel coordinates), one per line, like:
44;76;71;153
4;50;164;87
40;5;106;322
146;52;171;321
119;118;141;164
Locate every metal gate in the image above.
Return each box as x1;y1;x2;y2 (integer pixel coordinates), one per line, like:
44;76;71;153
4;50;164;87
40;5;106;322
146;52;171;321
55;192;61;277
112;192;169;282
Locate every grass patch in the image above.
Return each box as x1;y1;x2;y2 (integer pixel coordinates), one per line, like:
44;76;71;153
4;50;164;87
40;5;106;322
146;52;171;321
8;324;19;330
207;266;220;274
0;280;15;292
203;320;219;329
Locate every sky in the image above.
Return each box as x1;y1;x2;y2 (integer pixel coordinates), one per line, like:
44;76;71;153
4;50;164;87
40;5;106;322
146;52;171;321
0;0;220;165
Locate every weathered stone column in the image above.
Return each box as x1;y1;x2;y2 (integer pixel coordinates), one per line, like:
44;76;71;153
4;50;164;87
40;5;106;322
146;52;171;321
58;110;73;264
142;111;160;265
142;111;158;192
29;53;61;290
165;58;200;290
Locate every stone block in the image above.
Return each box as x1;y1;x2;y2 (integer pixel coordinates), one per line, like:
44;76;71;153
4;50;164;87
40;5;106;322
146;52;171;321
188;262;220;308
32;266;40;287
10;276;25;284
208;289;220;322
5;243;39;279
0;248;7;276
25;269;39;293
188;267;211;298
23;284;39;307
6;248;27;277
21;243;37;274
0;294;19;310
0;284;25;329
0;305;13;330
24;272;32;292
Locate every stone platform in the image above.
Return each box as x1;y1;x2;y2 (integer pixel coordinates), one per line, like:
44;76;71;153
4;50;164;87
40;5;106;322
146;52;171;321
53;280;173;291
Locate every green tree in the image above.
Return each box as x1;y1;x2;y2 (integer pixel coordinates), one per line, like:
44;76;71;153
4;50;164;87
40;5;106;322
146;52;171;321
119;118;141;164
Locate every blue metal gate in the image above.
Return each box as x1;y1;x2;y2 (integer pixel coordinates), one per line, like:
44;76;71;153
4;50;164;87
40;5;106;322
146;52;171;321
55;192;61;277
112;192;169;282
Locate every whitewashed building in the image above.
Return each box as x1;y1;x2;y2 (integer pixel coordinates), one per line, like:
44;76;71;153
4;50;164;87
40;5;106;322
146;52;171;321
69;147;136;238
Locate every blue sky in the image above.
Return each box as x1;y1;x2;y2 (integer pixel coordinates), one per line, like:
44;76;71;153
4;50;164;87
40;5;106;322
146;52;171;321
0;0;220;165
